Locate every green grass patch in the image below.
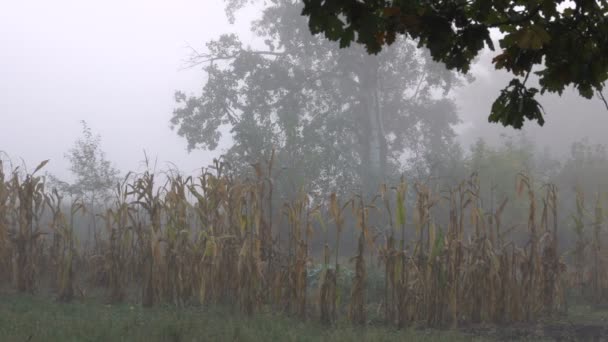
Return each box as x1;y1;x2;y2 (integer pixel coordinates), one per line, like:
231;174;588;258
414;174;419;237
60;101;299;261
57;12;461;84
0;293;483;342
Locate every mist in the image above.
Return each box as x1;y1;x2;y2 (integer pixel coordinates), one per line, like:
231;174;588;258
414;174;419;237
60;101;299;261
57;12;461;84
2;0;607;180
3;1;608;340
1;0;256;178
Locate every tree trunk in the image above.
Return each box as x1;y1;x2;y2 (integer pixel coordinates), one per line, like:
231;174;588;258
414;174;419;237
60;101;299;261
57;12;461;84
357;56;387;194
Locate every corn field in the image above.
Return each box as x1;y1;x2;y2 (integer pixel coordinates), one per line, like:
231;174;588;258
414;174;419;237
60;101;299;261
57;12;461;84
1;156;608;328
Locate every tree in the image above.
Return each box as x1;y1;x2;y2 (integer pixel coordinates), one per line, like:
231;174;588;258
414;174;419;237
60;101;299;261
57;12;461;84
49;121;120;205
557;138;608;195
301;0;608;128
48;121;120;245
172;0;463;194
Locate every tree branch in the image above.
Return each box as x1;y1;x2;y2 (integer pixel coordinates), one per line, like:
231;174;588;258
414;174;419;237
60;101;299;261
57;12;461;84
409;69;427;103
598;90;608;112
186;49;287;68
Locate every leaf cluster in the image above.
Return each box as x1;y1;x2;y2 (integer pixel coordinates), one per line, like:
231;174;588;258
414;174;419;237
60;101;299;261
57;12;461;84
302;0;608;128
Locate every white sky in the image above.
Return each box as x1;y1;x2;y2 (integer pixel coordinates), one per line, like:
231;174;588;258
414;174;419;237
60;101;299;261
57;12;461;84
2;0;608;179
0;0;257;178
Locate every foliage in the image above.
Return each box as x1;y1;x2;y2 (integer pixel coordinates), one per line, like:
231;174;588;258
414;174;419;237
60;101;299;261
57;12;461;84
49;121;120;204
8;160;48;293
7;138;608;328
46;189;85;302
0;154;577;328
557;138;608;195
301;0;608;128
172;0;463;193
468;135;536;209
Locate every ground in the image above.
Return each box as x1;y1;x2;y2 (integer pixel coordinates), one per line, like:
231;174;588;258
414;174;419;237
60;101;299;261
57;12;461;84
1;292;607;341
0;293;475;342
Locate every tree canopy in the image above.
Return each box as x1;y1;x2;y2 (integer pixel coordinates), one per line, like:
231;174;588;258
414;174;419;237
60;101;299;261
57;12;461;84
301;0;608;128
172;0;464;193
48;121;120;204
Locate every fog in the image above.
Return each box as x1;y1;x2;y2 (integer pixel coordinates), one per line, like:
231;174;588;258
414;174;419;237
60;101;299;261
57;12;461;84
0;0;257;177
4;2;608;338
454;48;608;156
2;0;607;181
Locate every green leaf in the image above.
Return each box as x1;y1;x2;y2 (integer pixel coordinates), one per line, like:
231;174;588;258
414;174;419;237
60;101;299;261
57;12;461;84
489;78;545;129
508;26;551;50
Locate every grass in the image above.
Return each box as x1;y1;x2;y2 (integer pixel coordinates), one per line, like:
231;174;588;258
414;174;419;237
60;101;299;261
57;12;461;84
0;293;485;342
4;289;608;342
561;302;608;325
